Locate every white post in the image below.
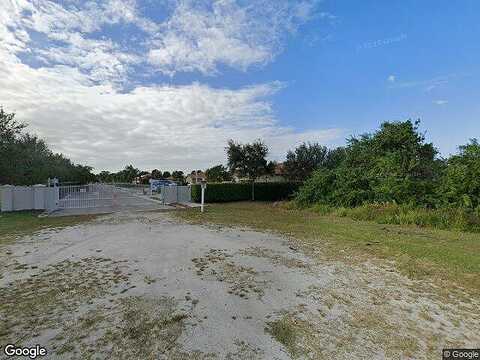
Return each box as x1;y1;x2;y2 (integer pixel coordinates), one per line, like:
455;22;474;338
45;186;59;212
200;180;207;213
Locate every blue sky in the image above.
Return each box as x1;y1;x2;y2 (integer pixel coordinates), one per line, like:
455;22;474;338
0;0;478;171
209;0;480;155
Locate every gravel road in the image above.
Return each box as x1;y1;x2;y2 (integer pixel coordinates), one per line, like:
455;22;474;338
1;211;478;359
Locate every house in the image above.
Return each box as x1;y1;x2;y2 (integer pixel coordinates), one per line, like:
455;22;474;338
186;170;206;184
233;162;287;183
256;162;287;183
133;173;151;184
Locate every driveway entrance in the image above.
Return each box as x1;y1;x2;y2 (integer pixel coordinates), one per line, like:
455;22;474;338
53;183;176;216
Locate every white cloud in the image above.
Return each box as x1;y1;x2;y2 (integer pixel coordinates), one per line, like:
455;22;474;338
0;0;341;172
0;56;342;171
0;0;148;85
387;75;395;83
2;0;321;81
388;74;459;92
34;33;142;84
433;100;448;105
22;0;141;34
147;0;320;76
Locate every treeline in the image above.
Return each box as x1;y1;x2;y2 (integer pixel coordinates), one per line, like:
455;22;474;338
97;166;186;184
0;108;95;185
294;120;480;211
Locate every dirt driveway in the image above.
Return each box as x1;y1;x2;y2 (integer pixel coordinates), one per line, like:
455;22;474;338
1;211;479;359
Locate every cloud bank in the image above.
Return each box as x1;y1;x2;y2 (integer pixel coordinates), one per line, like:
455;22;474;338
0;0;341;172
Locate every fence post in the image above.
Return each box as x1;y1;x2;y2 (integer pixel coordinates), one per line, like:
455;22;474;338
45;186;59;212
1;185;14;212
200;181;207;213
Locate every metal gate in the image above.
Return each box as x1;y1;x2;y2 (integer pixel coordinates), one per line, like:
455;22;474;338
158;185;191;204
56;183;191;210
110;184;152;208
58;184;114;209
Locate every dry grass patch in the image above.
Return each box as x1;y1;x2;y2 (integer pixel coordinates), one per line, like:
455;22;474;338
238;246;310;270
0;257;125;343
192;248;270;299
53;296;191;359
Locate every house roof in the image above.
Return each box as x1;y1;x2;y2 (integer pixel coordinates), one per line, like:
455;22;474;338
274;162;286;175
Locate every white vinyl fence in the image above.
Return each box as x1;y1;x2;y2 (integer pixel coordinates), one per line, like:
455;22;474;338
1;185;58;212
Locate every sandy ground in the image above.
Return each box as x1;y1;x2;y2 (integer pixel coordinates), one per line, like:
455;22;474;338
0;211;479;359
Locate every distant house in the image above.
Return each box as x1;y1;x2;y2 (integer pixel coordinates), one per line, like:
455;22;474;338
186;170;206;184
256;162;287;183
233;162;287;183
133;173;151;184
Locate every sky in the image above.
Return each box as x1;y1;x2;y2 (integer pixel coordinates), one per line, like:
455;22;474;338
1;0;479;173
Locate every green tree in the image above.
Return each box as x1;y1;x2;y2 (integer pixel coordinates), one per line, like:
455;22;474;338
162;171;171;179
226;139;270;200
151;169;162;179
116;165;140;183
0;107;95;185
324;147;347;169
0;107;25;143
285;142;329;181
205;165;231;182
439;139;480;208
98;171;112;183
171;170;185;184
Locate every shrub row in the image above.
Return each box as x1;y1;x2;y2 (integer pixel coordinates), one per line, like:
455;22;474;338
191;182;300;203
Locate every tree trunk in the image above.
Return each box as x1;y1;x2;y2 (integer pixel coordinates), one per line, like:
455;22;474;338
251;180;255;201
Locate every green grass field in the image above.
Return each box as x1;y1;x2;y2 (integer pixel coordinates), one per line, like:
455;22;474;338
175;202;480;295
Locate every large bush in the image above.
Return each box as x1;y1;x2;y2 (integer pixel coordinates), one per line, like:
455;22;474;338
296;120;443;207
191;182;300;203
438;139;480;208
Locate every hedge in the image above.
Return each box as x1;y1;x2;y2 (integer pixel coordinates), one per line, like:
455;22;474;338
191;182;300;203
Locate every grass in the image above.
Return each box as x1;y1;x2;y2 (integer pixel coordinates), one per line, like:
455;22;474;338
0;211;96;245
309;202;480;232
174;202;480;295
266;316;300;357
